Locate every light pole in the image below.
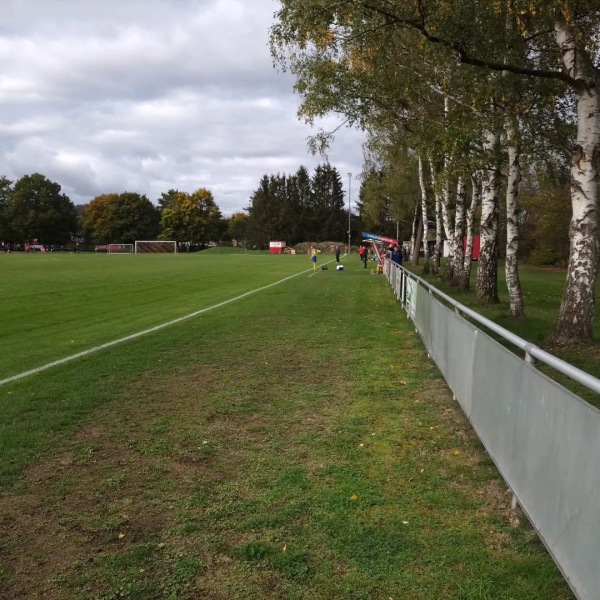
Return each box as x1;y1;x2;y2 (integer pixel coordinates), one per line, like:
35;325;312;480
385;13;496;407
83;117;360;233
347;172;352;254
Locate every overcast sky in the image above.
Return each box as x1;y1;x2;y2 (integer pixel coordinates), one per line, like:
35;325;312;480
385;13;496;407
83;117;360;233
0;0;365;216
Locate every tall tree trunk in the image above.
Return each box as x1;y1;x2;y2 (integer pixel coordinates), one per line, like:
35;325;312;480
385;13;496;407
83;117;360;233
476;130;500;304
461;172;481;291
505;120;524;318
440;98;456;282
409;201;419;264
440;168;455;283
553;22;599;343
411;216;423;266
418;155;430;274
450;176;466;287
429;159;442;276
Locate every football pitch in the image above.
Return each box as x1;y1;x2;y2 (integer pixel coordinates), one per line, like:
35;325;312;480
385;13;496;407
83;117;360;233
0;251;574;599
0;250;313;383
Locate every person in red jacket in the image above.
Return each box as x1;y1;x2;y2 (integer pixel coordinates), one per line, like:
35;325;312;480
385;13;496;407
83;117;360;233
359;244;368;268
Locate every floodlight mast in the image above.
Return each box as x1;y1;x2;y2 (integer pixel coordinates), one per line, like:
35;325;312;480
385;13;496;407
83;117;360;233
347;172;352;254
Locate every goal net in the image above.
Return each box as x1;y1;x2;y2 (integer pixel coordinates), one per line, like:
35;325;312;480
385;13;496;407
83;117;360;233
107;244;134;254
135;240;178;254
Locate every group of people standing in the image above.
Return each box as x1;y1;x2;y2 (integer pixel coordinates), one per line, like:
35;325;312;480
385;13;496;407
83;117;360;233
310;242;403;271
310;244;342;271
357;243;403;269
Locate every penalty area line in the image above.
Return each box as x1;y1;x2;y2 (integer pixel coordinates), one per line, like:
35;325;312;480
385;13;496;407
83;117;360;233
0;267;314;387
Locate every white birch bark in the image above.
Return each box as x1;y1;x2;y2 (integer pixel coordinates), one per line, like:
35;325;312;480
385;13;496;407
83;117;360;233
429;156;454;279
461;172;481;291
553;22;600;342
450;176;466;287
429;158;442;276
412;216;423;266
409;200;419;264
440;98;456;282
440;172;454;282
418;155;430;272
475;130;500;303
505;120;524;318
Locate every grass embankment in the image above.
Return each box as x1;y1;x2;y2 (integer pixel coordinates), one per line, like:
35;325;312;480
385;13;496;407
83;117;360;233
0;252;573;599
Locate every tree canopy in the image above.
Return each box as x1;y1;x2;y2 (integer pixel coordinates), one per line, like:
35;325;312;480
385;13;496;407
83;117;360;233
82;192;160;244
160;188;224;247
271;0;600;342
2;173;77;244
246;163;348;248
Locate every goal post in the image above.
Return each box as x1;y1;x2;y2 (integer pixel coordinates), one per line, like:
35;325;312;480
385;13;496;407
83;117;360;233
107;243;134;254
134;240;178;254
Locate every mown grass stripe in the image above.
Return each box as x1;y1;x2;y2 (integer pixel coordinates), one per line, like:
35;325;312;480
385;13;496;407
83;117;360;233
0;266;314;387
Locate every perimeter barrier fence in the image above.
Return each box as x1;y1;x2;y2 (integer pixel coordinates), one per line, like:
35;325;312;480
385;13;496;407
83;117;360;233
384;261;600;600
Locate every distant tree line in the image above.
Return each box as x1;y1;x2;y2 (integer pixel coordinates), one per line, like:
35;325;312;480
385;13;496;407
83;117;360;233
0;164;351;251
0;173;229;249
246;164;347;248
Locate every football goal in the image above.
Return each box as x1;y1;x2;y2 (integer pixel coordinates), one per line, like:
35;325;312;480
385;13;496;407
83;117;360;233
107;244;134;254
135;240;178;254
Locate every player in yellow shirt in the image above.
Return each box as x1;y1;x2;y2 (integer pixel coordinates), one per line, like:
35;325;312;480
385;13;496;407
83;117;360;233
310;245;318;271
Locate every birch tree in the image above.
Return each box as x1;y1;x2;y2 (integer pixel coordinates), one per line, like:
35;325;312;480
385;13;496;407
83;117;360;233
352;0;599;339
429;159;443;276
417;155;431;273
451;176;467;288
272;0;600;341
504;120;524;317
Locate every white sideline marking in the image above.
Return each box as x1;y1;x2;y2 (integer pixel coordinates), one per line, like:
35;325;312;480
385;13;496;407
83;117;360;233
0;268;313;387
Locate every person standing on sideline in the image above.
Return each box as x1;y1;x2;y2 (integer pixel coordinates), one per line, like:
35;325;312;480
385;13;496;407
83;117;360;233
335;246;340;262
310;245;318;271
359;244;368;268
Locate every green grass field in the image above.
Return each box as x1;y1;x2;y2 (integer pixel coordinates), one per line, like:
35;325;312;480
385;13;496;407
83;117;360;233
0;251;575;599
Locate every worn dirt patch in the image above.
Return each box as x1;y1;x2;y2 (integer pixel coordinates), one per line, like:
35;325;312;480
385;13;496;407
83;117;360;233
0;365;231;599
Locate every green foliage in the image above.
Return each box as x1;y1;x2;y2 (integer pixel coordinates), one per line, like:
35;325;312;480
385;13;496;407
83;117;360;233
307;163;346;240
246;164;348;247
227;211;249;246
358;153;420;241
246;174;281;248
82;192;160;244
159;188;223;246
156;188;180;213
0;176;14;240
2;173;77;244
520;181;571;267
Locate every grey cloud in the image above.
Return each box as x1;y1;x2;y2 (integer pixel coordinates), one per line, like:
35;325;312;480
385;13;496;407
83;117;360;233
0;0;365;214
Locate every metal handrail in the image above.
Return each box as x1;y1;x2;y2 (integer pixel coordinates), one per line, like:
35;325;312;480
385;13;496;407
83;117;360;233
391;262;600;396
